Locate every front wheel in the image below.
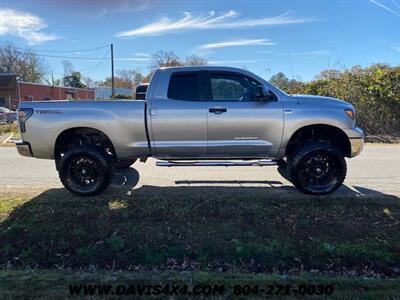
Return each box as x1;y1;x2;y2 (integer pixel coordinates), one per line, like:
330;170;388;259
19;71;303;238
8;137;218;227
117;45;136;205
58;146;115;196
287;141;346;195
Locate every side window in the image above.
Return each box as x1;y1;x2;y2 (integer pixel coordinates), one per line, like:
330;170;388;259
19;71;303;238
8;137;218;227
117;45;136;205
210;73;260;101
168;72;199;101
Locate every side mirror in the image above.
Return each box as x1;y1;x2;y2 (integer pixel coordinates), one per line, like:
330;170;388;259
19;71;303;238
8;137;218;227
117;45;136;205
255;85;275;101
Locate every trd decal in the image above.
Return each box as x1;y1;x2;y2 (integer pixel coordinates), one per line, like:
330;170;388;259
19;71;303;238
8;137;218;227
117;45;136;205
35;109;62;115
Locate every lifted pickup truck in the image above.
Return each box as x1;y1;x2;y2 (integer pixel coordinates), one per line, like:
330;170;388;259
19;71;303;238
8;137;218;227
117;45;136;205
16;66;363;196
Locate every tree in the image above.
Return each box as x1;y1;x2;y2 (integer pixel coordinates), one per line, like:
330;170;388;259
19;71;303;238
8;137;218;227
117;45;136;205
269;72;290;91
0;41;47;83
148;51;208;79
132;69;146;86
185;55;207;66
304;65;400;135
117;69;134;89
60;60;86;88
100;76;131;89
269;72;305;94
150;51;208;70
62;60;74;79
99;68;145;89
63;71;86;88
119;68;145;88
82;76;95;88
315;69;341;80
268;66;400;135
150;51;183;71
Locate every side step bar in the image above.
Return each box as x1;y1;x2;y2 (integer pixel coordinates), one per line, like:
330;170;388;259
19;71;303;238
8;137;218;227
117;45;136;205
156;160;277;167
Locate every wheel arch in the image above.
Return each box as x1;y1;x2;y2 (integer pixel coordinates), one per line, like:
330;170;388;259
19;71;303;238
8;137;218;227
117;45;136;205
54;127;117;163
285;124;351;158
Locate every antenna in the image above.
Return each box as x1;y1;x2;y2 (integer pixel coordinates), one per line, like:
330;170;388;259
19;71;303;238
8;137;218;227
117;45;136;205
287;52;295;95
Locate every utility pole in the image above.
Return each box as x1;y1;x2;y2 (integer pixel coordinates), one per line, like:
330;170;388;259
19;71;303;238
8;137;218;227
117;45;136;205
111;43;115;97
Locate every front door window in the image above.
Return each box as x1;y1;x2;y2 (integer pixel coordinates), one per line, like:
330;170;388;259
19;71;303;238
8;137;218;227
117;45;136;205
210;73;260;102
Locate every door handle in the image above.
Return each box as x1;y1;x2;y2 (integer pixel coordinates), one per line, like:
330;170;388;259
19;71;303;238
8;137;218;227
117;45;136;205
209;107;227;114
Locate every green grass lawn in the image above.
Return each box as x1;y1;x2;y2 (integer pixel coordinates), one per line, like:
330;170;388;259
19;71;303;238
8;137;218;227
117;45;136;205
0;186;399;298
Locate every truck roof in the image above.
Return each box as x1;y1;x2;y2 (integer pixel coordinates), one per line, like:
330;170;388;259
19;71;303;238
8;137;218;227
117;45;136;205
158;65;251;73
155;65;283;93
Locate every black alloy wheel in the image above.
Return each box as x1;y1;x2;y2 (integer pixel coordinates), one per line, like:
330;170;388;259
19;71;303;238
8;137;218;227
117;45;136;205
59;146;114;196
288;142;346;195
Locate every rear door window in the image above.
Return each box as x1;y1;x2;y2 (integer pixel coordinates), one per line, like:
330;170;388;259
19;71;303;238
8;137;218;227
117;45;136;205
168;72;200;101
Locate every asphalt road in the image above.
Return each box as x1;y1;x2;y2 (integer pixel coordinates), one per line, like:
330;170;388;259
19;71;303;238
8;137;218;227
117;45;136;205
0;145;399;197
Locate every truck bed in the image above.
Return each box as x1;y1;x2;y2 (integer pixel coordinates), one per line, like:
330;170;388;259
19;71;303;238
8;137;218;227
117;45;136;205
18;100;150;159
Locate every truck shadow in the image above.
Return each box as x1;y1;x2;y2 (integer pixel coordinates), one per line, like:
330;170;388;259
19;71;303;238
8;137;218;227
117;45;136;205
113;167;140;188
0;181;399;271
112;167;391;198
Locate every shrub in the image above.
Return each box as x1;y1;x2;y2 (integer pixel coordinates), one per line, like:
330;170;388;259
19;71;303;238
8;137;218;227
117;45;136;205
270;64;400;135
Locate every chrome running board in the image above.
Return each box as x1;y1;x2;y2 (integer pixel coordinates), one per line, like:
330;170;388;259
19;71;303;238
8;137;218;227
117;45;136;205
156;160;277;167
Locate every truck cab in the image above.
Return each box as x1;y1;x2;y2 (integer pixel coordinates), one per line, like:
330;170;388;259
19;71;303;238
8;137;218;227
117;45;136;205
147;66;284;159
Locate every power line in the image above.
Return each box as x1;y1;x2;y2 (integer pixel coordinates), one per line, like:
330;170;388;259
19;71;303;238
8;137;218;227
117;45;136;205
82;49;111;77
0;43;110;53
1;42;115;81
34;53;110;60
26;45;110;53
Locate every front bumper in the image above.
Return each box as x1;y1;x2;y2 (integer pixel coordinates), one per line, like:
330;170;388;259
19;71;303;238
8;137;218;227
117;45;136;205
16;140;33;157
346;127;364;157
350;137;364;157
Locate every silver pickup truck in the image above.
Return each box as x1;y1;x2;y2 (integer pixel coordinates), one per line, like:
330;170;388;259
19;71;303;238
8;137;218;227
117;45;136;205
16;66;363;196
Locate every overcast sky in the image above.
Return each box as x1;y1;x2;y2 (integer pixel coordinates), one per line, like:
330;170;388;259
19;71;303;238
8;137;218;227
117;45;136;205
0;0;399;81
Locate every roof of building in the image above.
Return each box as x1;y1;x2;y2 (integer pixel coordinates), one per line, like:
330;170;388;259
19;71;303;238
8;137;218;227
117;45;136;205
19;81;94;91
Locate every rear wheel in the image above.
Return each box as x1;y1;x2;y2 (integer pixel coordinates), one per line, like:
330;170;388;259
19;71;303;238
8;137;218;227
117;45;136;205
58;146;115;196
287;141;346;195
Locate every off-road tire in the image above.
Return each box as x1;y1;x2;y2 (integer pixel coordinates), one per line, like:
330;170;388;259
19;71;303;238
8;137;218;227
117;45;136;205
287;141;346;195
58;146;115;196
